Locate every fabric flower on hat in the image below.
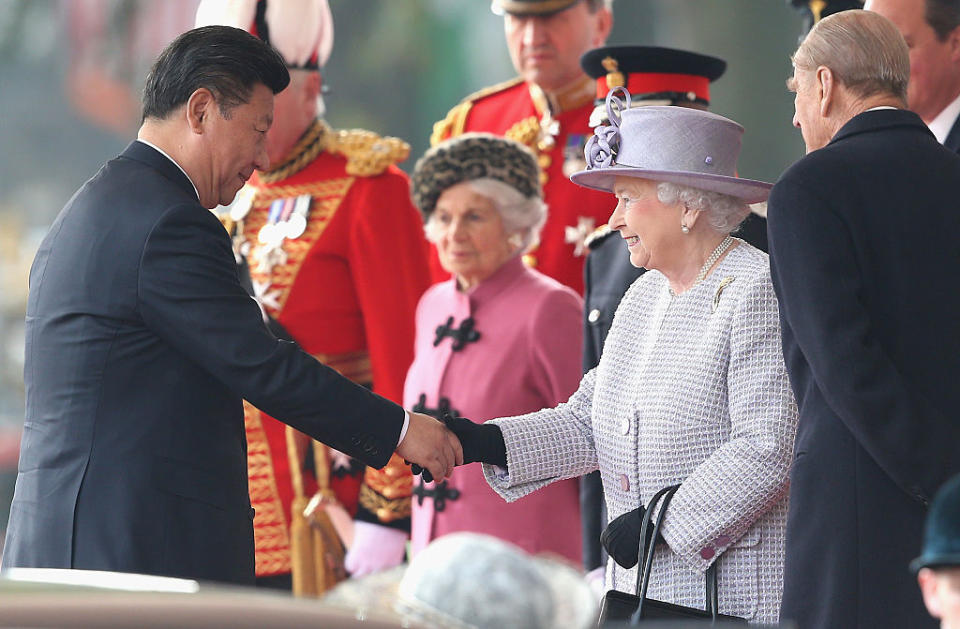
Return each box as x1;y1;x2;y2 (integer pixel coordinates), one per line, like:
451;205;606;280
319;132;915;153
585;124;620;170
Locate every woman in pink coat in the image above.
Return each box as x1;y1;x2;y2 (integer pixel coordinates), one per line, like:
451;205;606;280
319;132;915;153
404;133;584;563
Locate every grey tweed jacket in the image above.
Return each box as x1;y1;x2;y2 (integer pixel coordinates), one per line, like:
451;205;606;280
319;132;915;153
484;243;797;624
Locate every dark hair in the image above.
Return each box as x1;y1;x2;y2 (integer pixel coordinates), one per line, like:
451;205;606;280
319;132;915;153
141;25;289;122
926;0;960;40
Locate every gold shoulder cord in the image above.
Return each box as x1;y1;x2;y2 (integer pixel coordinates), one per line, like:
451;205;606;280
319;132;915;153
259;120;330;184
328;129;410;177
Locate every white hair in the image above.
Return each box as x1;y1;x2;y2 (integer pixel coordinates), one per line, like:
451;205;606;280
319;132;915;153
656;182;750;235
424;178;547;254
793;10;909;102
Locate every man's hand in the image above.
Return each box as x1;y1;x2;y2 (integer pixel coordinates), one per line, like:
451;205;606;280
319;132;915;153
396;411;463;482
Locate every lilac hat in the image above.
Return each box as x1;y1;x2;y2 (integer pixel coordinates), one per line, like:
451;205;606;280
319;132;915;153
570;87;772;203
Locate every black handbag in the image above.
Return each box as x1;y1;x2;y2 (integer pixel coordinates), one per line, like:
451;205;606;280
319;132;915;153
598;484;748;626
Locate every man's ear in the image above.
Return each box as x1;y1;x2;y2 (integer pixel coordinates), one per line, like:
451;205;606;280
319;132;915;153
593;7;613;46
918;568;944;620
816;65;835;117
186;88;215;134
302;71;321;102
948;24;960;63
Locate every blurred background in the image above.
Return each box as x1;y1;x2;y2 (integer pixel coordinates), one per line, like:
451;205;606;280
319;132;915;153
0;0;808;545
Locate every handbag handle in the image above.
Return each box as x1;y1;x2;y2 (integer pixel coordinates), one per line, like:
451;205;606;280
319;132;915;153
629;484;722;625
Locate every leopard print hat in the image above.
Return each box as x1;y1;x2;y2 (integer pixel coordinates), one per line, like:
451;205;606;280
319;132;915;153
411;133;543;220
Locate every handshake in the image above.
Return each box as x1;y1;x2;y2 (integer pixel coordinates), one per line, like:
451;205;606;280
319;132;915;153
395;411;506;482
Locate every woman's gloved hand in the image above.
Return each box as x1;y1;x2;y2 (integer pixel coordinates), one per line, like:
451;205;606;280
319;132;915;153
442;414;506;466
344;521;407;577
600;506;663;569
409;413;506;481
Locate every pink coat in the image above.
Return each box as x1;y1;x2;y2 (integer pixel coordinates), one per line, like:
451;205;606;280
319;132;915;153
404;256;584;563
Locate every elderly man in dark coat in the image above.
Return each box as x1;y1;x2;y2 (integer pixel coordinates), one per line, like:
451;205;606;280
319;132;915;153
769;10;960;629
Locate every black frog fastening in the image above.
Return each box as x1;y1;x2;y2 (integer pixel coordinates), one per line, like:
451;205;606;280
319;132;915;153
412;394;460;420
433;316;480;351
413;480;461;512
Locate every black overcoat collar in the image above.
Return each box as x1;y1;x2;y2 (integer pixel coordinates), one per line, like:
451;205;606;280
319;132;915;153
119;140;200;201
829;108;933;147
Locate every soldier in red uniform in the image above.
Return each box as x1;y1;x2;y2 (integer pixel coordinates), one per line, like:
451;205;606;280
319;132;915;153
195;0;430;589
430;0;615;295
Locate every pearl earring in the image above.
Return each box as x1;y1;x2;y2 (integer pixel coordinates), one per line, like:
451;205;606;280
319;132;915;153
681;224;690;234
509;234;523;248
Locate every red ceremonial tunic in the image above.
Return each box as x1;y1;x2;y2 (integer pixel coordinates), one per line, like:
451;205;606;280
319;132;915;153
431;76;615;295
226;121;430;577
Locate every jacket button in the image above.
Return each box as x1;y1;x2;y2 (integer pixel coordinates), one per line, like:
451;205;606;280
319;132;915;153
619;474;630;492
621;417;631;435
700;545;715;560
588;308;602;323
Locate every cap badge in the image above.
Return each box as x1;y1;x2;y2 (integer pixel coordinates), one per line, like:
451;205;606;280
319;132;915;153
601;56;625;89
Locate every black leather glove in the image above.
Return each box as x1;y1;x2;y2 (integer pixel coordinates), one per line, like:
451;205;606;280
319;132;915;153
600;505;664;569
442;414;506;467
408;413;507;482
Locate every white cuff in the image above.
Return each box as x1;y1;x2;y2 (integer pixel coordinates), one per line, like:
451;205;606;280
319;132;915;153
397;409;410;448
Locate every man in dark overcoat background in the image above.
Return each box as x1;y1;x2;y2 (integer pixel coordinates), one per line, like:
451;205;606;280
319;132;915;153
1;25;460;585
769;10;960;628
865;0;960;153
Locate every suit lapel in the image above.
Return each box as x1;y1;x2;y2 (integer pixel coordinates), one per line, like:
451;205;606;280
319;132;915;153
119;141;199;201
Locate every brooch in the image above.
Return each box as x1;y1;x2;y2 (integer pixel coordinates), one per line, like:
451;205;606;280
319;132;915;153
713;276;735;313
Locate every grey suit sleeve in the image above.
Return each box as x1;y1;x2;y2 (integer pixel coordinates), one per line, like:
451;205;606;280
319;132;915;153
482;367;598;502
659;271;798;571
137;203;403;468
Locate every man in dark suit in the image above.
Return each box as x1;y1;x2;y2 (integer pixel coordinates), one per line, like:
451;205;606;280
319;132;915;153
770;10;960;628
1;25;460;585
577;45;768;571
865;0;960;153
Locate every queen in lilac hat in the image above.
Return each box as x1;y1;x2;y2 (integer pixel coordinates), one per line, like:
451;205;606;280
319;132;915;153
435;85;797;622
564;87;773;281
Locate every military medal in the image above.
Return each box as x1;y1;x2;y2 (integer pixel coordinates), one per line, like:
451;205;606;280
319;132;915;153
283;194;312;240
258;199;285;246
564;216;596;257
563;134;588;178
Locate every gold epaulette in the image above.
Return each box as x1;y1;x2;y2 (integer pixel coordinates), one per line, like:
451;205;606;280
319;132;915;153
430;76;526;145
327;128;410;177
585;224;613;249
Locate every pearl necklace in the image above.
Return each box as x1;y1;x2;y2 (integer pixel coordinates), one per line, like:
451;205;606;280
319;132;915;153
696;235;735;284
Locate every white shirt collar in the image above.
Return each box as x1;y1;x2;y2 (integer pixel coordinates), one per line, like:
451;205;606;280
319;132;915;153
927;92;960;145
864;106;899;112
135;139;201;202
